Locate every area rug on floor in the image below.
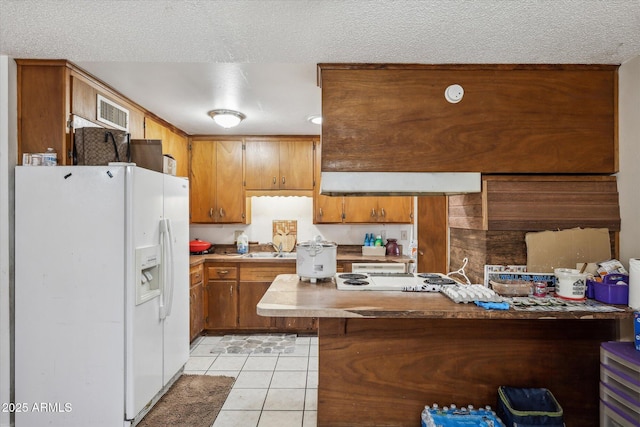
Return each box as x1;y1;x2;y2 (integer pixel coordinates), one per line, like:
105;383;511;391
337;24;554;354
210;333;297;354
137;374;234;427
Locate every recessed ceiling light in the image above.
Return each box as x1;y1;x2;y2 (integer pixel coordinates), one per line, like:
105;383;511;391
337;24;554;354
208;109;246;128
307;115;322;125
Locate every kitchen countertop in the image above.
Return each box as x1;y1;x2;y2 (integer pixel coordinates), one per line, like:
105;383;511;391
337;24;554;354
257;273;634;320
189;252;413;267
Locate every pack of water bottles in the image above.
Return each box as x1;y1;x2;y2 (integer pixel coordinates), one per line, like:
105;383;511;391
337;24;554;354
421;404;505;427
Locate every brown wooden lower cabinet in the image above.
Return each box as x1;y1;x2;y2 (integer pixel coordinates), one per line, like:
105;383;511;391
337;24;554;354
203;261;318;333
238;281;275;329
204;264;239;330
189;264;205;342
205;279;238;330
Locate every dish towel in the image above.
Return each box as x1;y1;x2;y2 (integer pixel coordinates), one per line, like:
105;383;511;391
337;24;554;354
475;301;510;310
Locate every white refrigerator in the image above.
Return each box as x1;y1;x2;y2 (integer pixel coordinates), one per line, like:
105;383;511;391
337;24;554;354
15;164;190;427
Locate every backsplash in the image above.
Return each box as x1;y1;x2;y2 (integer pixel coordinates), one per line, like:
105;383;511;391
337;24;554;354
190;196;415;255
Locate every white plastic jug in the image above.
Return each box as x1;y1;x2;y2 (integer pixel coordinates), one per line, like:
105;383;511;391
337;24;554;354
554;268;588;300
236;231;249;254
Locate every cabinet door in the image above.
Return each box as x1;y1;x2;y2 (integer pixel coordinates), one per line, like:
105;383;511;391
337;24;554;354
190;283;204;342
279;139;314;190
377;197;414;223
215;140;245;223
205;280;237;329
315;194;344;223
189;141;216;223
238;282;275;329
343;196;380;223
245;140;280;190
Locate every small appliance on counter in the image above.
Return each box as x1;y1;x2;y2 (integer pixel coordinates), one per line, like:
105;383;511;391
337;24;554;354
296;236;337;283
190;239;214;255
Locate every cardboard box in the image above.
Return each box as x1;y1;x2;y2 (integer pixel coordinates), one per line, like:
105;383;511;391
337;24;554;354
163;155;176;176
362;246;386;256
525;227;611;273
130;139;163;172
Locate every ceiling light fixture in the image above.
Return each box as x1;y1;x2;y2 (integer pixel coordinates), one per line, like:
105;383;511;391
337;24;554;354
208;109;246;128
307;115;322;125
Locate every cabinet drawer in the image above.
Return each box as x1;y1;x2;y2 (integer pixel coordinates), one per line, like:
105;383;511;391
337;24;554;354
190;265;204;286
207;266;238;280
240;264;296;281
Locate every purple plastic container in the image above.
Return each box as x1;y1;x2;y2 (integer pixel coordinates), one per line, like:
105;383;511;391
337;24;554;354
591;274;629;305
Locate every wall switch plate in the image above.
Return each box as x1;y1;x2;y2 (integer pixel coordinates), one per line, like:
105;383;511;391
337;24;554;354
401;230;408;240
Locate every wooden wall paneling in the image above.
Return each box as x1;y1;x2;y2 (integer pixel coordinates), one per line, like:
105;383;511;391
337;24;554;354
449;229;528;284
318;317;616;426
70;73;145;139
319;64;617;174
447;176;620;231
145;116;189;177
17;62;68;163
417;196;448;274
449;228;619;284
484;176;620;231
448;192;485;230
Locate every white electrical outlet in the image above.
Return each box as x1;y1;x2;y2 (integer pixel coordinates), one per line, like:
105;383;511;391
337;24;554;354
400;230;408;240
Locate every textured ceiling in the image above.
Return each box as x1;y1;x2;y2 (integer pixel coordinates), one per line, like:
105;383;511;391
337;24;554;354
1;0;639;135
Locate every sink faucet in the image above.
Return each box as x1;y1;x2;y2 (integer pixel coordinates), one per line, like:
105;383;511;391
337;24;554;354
269;242;283;255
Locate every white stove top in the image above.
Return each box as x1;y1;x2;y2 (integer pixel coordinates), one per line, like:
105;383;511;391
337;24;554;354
335;271;457;291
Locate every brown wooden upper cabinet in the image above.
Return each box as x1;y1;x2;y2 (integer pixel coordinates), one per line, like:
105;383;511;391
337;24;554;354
245;137;315;192
190;139;248;224
343;197;413;223
144;117;189;178
318;64;618;175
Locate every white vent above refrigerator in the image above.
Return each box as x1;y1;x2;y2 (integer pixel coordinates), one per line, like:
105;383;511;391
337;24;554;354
97;94;129;131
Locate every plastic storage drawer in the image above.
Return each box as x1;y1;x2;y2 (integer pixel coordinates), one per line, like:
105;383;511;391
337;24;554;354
601;342;640;426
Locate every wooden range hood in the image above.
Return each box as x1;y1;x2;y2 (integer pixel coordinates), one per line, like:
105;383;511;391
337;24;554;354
317;63;618;195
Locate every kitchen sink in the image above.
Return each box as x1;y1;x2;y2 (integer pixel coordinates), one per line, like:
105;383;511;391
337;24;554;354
274;252;297;258
243;252;297;258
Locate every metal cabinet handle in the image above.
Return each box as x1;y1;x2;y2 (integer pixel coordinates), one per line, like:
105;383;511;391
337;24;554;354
380;208;385;217
273;176;277;185
229;285;233;296
371;208;377;217
209;208;213;218
219;270;229;276
219;208;224;217
282;176;286;185
319;208;323;217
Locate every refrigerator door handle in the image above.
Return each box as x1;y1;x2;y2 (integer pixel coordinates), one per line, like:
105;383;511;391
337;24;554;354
159;218;175;319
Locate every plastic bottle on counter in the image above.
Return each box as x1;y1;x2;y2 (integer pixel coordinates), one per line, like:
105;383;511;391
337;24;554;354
374;235;383;246
236;231;249;254
43;148;57;166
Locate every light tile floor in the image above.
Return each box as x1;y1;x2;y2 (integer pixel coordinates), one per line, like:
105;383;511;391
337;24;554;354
186;335;318;427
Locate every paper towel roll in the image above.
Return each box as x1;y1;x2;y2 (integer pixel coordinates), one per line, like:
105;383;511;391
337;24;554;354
629;258;640;309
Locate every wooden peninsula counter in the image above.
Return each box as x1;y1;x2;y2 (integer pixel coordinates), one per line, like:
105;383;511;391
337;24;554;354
257;274;634;426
